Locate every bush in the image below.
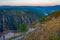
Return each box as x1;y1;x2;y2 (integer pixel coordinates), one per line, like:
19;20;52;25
18;21;26;31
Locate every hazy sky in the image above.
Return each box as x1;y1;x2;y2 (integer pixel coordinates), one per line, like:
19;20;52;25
0;0;60;6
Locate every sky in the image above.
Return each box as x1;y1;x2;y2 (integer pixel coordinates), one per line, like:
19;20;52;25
0;0;60;6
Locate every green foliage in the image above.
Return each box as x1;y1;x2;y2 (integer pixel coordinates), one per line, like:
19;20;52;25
39;17;46;22
18;21;26;31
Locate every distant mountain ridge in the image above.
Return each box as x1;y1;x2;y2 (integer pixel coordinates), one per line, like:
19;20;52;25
0;5;60;15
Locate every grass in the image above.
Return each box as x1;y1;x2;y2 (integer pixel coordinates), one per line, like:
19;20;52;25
23;10;60;40
31;10;60;28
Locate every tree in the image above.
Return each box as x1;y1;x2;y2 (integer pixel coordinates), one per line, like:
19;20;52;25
18;21;26;31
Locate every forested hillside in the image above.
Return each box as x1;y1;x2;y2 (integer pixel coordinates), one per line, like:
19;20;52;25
0;9;40;32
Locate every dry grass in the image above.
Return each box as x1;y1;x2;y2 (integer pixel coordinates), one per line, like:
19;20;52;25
23;11;60;40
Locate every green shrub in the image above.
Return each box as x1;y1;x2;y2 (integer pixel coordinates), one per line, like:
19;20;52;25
18;21;26;31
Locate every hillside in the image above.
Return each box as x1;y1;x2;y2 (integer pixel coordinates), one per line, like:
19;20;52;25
31;10;60;27
23;10;60;40
0;9;41;32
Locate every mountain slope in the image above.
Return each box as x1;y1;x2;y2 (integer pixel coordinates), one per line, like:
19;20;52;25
31;10;60;27
23;10;60;40
0;9;41;32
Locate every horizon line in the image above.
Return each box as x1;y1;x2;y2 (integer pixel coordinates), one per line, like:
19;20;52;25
0;4;60;6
